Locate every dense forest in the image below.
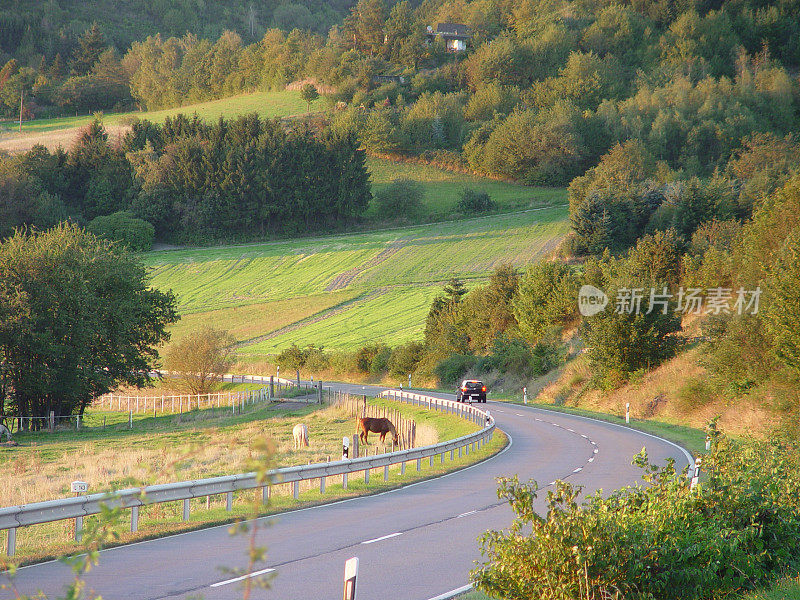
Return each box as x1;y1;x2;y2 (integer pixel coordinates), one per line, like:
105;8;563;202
2;0;799;184
0;114;371;242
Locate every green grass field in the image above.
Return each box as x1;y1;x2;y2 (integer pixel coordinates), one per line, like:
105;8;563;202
366;157;565;217
147;205;569;357
1;89;322;135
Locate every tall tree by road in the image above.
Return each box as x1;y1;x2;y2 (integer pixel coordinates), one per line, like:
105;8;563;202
0;224;178;428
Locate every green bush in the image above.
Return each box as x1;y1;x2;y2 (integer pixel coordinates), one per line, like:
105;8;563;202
373;178;425;219
87;211;154;251
388;341;423;377
456;188;497;214
369;345;392;377
482;336;561;379
473;436;800;600
354;342;390;374
434;354;477;385
676;376;718;410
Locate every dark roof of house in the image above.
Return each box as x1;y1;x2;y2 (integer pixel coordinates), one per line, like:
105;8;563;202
434;23;470;38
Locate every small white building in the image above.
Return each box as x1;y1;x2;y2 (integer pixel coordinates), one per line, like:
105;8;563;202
426;23;471;52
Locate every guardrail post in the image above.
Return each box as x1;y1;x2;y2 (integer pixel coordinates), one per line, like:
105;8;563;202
182;498;190;521
364;468;370;484
383;465;388;482
450;449;454;460
416;458;421;472
320;476;326;494
292;481;299;500
401;461;406;475
429;455;433;467
226;491;233;511
343;473;348;490
131;506;139;532
75;515;83;541
262;486;270;505
7;528;16;557
440;452;445;464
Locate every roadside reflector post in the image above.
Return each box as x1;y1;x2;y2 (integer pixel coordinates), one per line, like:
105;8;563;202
625;402;630;424
71;481;88;541
691;457;702;490
343;557;359;600
342;436;349;460
523;386;527;404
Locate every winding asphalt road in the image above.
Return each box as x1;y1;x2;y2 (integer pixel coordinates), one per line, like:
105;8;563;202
5;386;691;600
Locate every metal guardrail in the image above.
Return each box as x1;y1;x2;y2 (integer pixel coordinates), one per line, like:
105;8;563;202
1;389;494;556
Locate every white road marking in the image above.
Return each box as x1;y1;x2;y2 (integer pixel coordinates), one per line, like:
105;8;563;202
573;468;582;473
361;532;402;544
515;413;524;416
210;568;274;587
567;428;575;433
581;434;588;439
548;481;556;486
594;448;599;454
588;457;594;463
457;510;477;518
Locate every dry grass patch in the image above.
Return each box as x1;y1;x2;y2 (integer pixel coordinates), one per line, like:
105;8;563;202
0;403;435;507
537;347;778;438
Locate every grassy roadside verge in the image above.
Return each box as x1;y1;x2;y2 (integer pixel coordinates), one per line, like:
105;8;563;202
1;396;507;566
493;396;707;456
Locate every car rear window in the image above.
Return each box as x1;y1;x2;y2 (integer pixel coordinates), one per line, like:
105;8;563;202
464;381;483;389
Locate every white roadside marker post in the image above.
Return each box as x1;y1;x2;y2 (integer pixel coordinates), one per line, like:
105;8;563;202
625;402;630;424
343;557;359;600
691;457;702;490
71;481;88;541
342;436;350;489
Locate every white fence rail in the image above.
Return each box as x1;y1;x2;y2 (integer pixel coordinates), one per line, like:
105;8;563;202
0;389;494;556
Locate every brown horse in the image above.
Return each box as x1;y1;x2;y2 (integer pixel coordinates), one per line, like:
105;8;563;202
357;417;398;445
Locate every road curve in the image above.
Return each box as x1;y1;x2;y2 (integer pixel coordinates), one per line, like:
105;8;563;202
5;387;691;600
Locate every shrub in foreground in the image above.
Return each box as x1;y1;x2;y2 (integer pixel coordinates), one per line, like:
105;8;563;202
472;436;800;600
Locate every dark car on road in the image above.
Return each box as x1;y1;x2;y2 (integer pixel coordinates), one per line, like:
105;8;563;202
456;379;487;403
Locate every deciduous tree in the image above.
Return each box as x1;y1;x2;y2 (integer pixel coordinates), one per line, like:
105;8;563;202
0;224;178;427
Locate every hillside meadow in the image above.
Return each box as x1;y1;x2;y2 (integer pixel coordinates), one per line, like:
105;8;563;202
0;89;322;153
147;205;569;359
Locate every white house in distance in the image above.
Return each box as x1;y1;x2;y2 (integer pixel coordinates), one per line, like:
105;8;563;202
425;23;471;52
